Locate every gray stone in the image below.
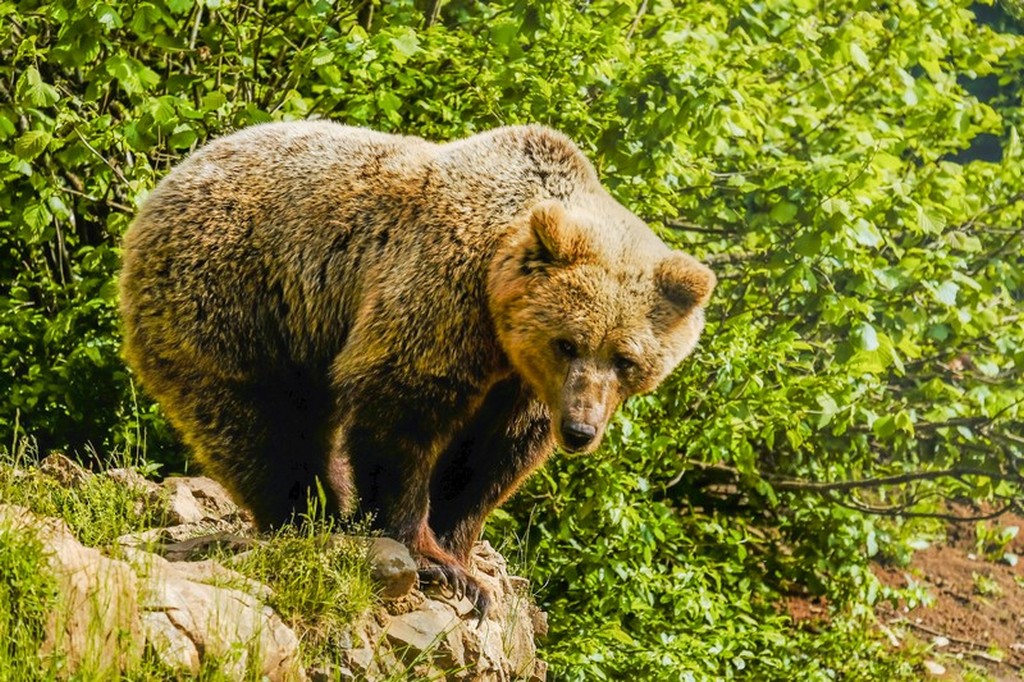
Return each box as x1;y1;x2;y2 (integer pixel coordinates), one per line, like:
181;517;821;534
39;453;90;487
367;536;418;599
161;476;241;525
116;517;252;551
386;599;460;654
129;549;304;681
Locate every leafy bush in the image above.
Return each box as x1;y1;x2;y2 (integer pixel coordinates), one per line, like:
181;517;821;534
2;0;1022;678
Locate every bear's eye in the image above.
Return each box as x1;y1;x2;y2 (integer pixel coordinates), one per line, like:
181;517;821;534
555;339;579;359
613;355;637;374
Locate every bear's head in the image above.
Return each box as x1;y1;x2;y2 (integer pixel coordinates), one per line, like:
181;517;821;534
489;199;716;454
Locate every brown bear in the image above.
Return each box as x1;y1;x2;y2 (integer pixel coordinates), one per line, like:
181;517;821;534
119;121;715;614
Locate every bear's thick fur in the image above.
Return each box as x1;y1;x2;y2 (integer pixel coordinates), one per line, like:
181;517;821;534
119;122;715;612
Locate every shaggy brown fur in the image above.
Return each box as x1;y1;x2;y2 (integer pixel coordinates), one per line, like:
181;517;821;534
119;122;715;614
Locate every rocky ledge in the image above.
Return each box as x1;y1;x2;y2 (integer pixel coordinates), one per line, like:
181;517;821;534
1;454;547;681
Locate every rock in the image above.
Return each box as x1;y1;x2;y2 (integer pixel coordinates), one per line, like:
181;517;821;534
104;467;163;500
0;503;301;681
161;476;241;525
1;473;546;682
158;531;257;561
529;605;548;639
117;517;252;550
104;467;165;518
0;505;142;676
127;548;304;681
367;537;418;599
386;599;464;667
39;453;90;487
922;659;946;676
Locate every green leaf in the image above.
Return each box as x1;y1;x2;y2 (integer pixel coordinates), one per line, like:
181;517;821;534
16;67;60;107
14;130;51;160
165;0;194;13
168;124;198;149
390;29;421;59
794;230;821;257
849;43;870;71
22;203;52;231
201;91;227;111
856;323;879;351
872;415;896;439
94;3;123;29
916;204;945;234
934;281;958;306
770;201;798;223
816;393;839;428
849;219;882;247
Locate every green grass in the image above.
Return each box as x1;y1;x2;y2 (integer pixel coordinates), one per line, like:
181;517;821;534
0;520;60;681
227;514;378;665
0;441;164;547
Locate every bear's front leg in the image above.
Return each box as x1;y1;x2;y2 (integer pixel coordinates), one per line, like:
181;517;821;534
332;366;492;616
430;378;554;560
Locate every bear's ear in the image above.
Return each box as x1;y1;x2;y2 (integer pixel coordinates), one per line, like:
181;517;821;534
656;252;716;311
526;200;590;267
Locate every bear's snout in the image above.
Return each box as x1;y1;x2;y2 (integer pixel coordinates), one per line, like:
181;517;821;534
560;419;597;452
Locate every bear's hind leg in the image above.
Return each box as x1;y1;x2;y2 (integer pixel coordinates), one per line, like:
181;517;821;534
153;366;346;529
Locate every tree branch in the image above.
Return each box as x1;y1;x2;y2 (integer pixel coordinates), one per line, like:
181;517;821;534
678;461;1020;493
662;218;737;235
829;496;1016;522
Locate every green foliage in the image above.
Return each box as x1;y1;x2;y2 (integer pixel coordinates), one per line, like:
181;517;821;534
1;0;1022;679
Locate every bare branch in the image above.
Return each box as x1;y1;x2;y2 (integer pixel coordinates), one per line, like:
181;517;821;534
73;129;129;187
625;0;648;41
662;219;736;235
704;251;765;266
829;496;1016;522
679;461;1016;493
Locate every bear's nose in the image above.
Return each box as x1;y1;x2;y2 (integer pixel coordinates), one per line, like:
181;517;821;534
561;421;597;451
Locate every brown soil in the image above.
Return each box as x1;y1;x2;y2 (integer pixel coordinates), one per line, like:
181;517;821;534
874;509;1024;680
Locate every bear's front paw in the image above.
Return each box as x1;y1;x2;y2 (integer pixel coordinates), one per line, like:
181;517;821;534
418;561;492;619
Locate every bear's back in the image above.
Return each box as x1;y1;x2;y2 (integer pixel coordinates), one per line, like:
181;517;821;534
119;121;616;382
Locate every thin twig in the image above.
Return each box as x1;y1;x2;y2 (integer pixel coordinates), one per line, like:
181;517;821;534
830;497;1016;522
189;3;204;50
625;0;648;41
704;252;765;266
58;185;134;213
662;219;737;235
73;129;129;187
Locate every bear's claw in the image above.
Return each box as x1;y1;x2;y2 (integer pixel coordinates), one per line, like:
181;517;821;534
417;563;491;619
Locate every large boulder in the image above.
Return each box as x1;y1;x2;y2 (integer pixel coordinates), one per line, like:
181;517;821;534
0;504;304;681
0;504;142;677
125;547;304;680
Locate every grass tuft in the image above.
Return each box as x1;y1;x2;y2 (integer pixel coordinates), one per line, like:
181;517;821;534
0;440;164;547
0;519;61;679
229;508;377;664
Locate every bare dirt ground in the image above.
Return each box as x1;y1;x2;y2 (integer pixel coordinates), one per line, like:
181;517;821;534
874;509;1024;681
